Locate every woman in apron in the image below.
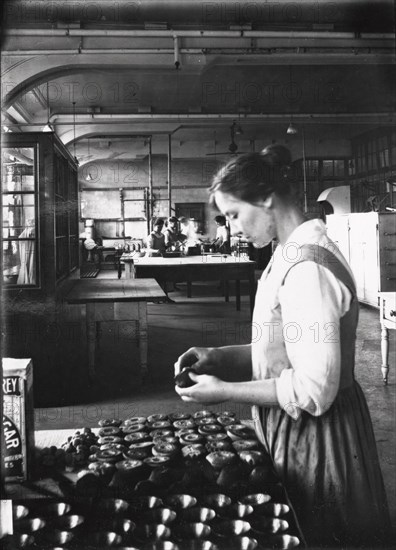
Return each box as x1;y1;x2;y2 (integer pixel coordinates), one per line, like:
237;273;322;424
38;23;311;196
175;145;390;547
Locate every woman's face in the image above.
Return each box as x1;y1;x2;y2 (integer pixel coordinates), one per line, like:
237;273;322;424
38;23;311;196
214;191;276;248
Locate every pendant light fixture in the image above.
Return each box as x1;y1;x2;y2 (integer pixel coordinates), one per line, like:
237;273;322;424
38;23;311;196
286;65;298;136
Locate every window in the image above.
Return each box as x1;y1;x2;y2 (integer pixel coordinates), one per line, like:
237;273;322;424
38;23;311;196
2;147;38;286
321;159;345;178
378;135;390;168
391;132;396;167
306;160;319;178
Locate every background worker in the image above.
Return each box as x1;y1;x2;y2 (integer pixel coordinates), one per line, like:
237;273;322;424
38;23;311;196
146;218;166;256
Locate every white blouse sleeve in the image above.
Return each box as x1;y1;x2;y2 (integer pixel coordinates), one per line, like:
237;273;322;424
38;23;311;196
275;261;353;419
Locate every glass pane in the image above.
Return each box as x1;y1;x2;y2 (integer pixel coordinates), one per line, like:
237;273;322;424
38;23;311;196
3;239;37;285
2;198;35;238
322;160;333;177
2;148;35;192
2;145;37;286
333;160;344;177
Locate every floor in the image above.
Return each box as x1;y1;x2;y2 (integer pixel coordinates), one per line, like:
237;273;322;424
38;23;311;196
35;272;396;543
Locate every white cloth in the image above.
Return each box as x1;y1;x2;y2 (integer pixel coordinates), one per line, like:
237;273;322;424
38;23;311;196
83;238;97;251
251;219;355;420
215;225;229;245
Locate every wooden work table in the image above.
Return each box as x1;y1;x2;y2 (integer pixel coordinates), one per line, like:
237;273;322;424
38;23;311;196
120;253;256;313
64;278;166;382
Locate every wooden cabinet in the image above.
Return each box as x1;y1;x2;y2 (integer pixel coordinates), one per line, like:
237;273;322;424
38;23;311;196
1;132;79;405
327;213;396;384
2;132;79;292
326;212;396;307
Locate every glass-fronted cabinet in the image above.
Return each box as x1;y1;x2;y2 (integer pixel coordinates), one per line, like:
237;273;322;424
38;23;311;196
1;132;78;291
2;145;38;286
1;133;79;406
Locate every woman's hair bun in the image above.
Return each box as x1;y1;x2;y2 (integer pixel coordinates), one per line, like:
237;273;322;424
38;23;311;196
261;144;292;168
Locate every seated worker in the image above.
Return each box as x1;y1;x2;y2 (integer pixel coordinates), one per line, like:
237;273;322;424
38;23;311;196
164;216;187;251
83;236;103;264
146;218;166;256
212;215;231;254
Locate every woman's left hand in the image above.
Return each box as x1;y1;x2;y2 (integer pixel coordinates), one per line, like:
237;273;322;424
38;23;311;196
175;372;230;404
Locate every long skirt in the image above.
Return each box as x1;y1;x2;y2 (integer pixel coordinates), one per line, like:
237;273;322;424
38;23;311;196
259;382;390;547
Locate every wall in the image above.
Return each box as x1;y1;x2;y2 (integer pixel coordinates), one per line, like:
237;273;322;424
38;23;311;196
78;136;353;240
79;156;222;240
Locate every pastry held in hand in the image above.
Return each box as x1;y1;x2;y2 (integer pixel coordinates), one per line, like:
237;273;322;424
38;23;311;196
174;367;198;388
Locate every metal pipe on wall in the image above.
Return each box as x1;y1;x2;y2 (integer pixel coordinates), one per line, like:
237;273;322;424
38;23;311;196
302;127;308;214
119;188;125;237
168;134;172;217
148;136;153;233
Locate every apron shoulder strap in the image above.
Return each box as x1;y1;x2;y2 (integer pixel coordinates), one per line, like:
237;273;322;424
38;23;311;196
284;243;357;297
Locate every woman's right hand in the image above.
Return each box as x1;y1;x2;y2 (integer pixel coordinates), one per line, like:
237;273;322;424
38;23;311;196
174;347;222;377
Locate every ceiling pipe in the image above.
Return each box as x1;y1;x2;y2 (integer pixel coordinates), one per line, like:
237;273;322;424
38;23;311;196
4;29;363;38
4;112;393;135
4;49;394;58
5;29;395;40
2;49;202;55
48;112;394;123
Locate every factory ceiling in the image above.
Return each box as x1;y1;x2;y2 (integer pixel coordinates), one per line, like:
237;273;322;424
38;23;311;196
1;0;395;165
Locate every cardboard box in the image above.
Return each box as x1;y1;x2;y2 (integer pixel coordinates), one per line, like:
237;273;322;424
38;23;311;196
2;358;35;482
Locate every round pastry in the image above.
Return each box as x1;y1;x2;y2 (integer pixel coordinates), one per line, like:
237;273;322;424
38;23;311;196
173;419;196;429
96;448;123;463
193;410;215;420
149;428;174;439
181;444;206;459
98;435;124;446
124;432;150;444
217;415;237;426
153;436;179;446
98;419;122;428
100;443;128;454
151;420;172;429
123;448;151;461
206;440;233;452
88;460;116;480
121;423;146;434
174;428;197;438
144;456;171;468
217;410;236;418
147;414;169;424
226;425;257;441
128;441;153;451
174;367;198;388
198;424;223;435
152;442;179;457
179;433;204;445
115;458;144;471
98;426;121;438
195;416;219;426
122;416;147;425
169;412;192;421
